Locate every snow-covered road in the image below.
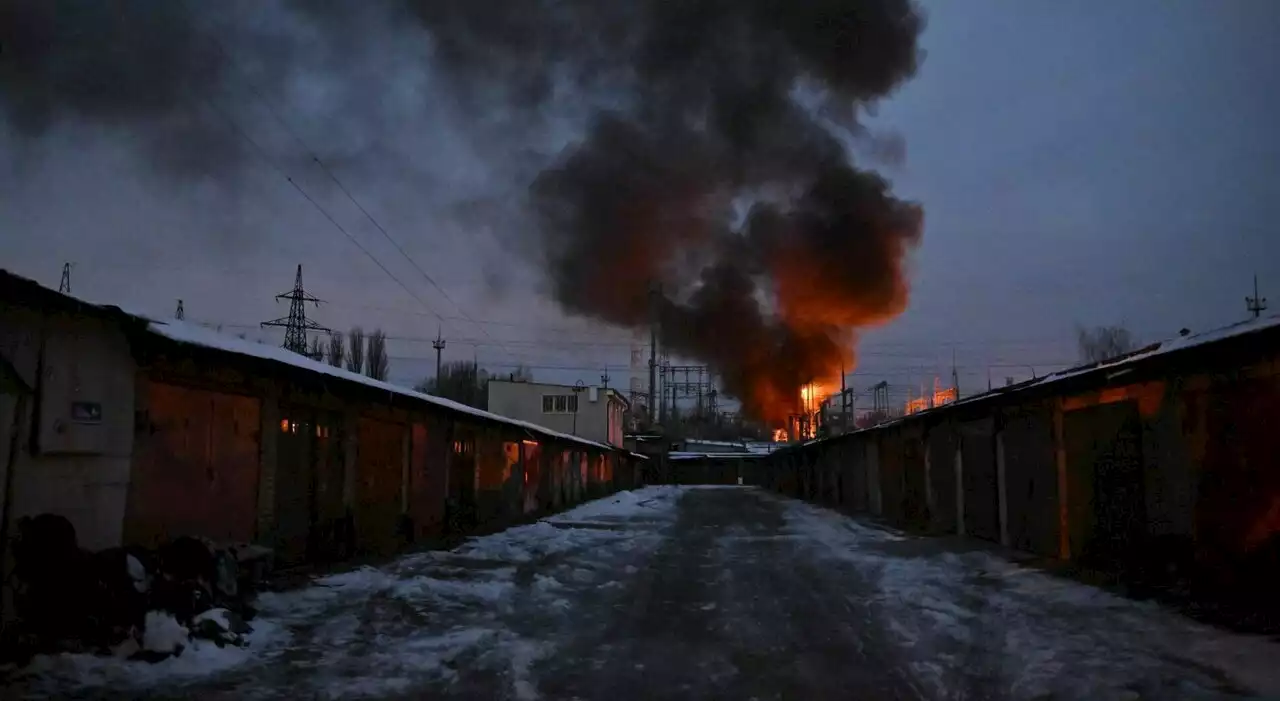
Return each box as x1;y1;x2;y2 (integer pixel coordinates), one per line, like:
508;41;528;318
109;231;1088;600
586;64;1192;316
14;487;1280;700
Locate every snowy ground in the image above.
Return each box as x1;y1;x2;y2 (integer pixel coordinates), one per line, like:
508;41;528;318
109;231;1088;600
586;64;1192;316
11;486;1280;700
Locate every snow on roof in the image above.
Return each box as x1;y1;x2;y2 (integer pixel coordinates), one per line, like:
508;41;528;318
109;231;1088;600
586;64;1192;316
950;313;1280;408
682;439;746;448
777;313;1280;454
669;451;769;461
2;267;630;455
743;442;781;454
146;319;623;454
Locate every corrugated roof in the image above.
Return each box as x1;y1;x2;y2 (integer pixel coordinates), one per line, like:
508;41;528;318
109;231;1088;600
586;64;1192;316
669;451;769;461
147;319;626;454
778;313;1280;453
0;268;634;456
946;313;1280;410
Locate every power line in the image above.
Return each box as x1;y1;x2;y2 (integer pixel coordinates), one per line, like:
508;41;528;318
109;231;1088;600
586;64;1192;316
388;356;631;372
192;20;521;363
200;95;447;328
201;321;1076;358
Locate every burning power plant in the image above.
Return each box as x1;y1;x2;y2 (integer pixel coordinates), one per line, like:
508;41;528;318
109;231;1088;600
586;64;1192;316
520;0;928;427
1;0;926;429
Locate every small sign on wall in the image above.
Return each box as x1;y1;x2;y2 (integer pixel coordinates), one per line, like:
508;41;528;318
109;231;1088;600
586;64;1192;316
70;401;103;424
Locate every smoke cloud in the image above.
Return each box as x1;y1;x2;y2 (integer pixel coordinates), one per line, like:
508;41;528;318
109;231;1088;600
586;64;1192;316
420;0;927;423
1;0;925;424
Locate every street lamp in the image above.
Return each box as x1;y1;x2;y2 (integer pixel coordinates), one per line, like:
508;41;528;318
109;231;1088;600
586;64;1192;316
572;380;586;435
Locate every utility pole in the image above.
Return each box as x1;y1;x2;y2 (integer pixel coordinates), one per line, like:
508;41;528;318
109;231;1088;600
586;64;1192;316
601;371;610;390
840;361;847;433
1247;274;1268;319
175;299;185;320
432;326;446;387
950;348;958;395
670;360;677;423
648;282;659;429
261;265;329;355
58;262;73;294
572;380;586;436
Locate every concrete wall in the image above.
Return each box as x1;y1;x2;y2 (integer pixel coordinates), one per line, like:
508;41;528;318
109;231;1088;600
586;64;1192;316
487;380;627;446
0;306;135;551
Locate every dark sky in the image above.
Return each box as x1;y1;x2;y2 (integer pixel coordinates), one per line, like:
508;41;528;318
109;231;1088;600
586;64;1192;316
2;0;1277;407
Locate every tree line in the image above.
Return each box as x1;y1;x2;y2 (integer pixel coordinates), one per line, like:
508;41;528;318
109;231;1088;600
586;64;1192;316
414;361;533;410
305;326;390;381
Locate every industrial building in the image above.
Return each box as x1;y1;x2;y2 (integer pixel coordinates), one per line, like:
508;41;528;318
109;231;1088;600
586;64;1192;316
487;379;629;448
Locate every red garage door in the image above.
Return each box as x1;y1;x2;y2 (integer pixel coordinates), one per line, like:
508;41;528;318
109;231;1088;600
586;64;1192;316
126;381;261;546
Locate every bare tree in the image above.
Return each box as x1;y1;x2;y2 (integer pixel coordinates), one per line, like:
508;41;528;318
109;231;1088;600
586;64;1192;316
506;364;534;382
308;335;325;362
366;328;389;381
346;326;365;375
416;361;489;409
1077;324;1136;363
327;331;345;368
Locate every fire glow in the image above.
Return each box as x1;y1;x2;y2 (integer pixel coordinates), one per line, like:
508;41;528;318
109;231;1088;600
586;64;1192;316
522;0;924;431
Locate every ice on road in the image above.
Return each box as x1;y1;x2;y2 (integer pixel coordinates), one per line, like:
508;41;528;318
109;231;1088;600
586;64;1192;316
15;486;1279;700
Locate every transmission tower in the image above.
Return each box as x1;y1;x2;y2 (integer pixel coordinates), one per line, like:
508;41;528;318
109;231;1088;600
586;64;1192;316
870;381;890;415
58;262;73;294
261;265;329;355
175;299;185;320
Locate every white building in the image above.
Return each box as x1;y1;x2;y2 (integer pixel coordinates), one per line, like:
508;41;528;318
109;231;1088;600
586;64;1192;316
487;379;628;447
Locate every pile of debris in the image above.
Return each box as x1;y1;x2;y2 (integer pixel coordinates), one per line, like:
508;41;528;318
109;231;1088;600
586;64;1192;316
5;514;271;664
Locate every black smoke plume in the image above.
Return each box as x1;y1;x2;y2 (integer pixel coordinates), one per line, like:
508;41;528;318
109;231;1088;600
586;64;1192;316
410;0;927;423
1;0;926;423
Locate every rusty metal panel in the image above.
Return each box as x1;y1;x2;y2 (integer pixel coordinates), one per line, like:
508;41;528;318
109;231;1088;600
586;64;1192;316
847;438;869;512
926;424;958;534
817;448;838;503
313;415;345;526
960;418;999;543
1002;409;1059;557
878;429;905;526
474;430;508;527
408;422;445;542
555;451;573;506
356;417;406;556
521;440;542;514
902;427;928;530
271;408;344;565
570;450;585;502
866;438;881;514
274;409;313;565
126;381;260;547
1064;401;1145;568
446;427;478;534
1195;373;1280;585
829;442;849;509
